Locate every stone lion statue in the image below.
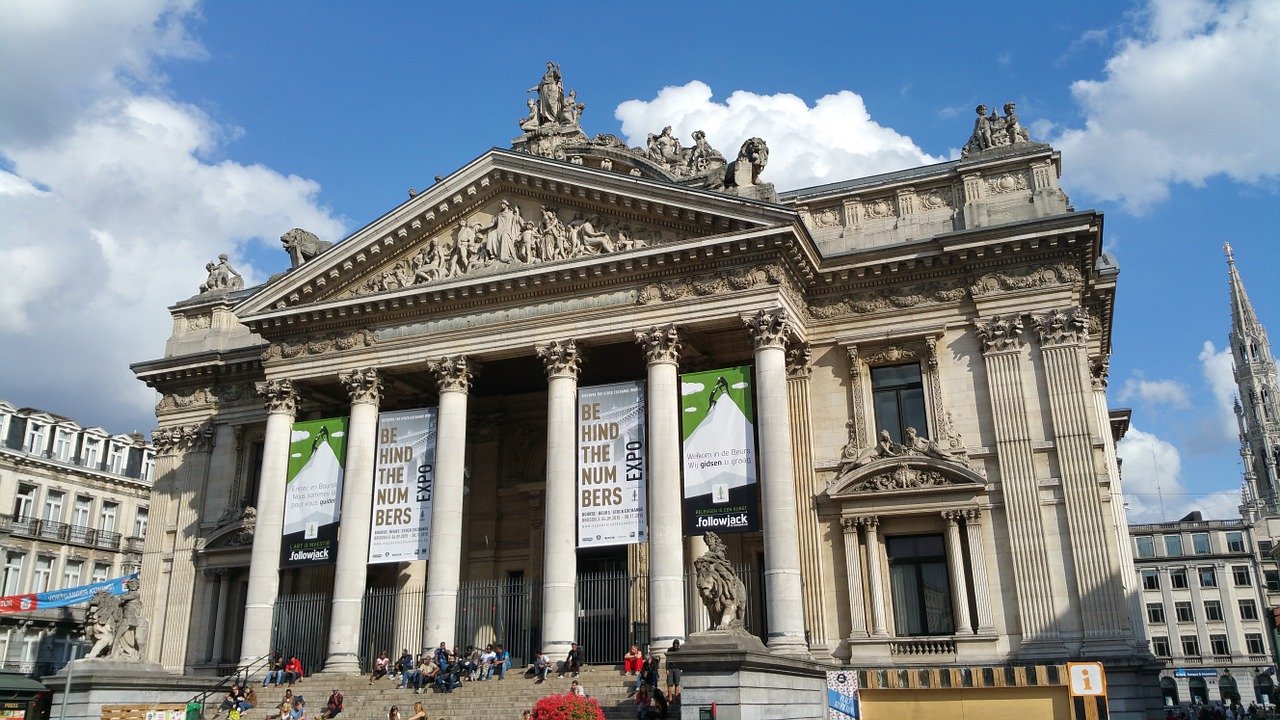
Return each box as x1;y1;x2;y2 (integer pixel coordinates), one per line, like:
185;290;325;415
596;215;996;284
693;531;748;631
281;228;334;269
724;137;769;188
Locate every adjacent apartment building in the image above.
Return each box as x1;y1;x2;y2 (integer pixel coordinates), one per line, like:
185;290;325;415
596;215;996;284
0;401;153;677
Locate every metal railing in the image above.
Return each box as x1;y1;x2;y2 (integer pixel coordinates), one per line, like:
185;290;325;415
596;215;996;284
457;576;537;667
187;654;271;711
123;536;145;553
270;592;331;676
8;514;121;550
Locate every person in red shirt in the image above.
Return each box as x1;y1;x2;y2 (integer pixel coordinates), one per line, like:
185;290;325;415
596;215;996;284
285;657;305;686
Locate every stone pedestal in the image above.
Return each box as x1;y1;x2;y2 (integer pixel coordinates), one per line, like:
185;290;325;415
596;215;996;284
676;631;827;720
47;660;213;720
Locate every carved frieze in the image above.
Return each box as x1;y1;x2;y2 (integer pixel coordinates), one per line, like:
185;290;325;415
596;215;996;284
152;423;215;456
985;171;1029;195
261;329;377;362
842;463;965;494
808;278;967;319
863;346;917;365
428;356;475;393
968;262;1081;298
810;207;842;230
917;187;953;211
862;197;896;220
537;340;583;378
975;316;1025;353
185;314;212;331
340;367;383;405
637;265;783;305
636;324;681;365
156;388;213;412
1031;307;1087;347
743;310;792;350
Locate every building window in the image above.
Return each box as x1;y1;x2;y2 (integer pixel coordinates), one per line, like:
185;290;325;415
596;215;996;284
106;444;125;474
90;563;110;584
1136;536;1155;558
42;490;64;523
24;423;46;454
1260;540;1274;556
1204;600;1223;622
1227;532;1246;553
141;454;154;481
1141;569;1160;591
885;534;954;636
1165;534;1184;556
82;438;101;468
1170;569;1189;589
1265;570;1280;593
1233;565;1253;587
1192;533;1211;554
1151;636;1171;657
1199;566;1218;588
2;552;24;595
133;508;148;538
72;496;91;528
1146;603;1166;623
31;557;53;593
871;364;928;445
1241;599;1259;620
1175;601;1194;622
53;429;74;461
1182;635;1201;656
1247;633;1266;655
1210;634;1230;656
62;560;83;588
100;502;118;533
13;483;35;518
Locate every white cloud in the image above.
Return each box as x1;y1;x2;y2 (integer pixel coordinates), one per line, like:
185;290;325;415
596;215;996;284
1118;425;1241;521
1052;0;1280;212
1198;340;1238;444
1117;377;1191;408
615;81;943;192
0;2;345;433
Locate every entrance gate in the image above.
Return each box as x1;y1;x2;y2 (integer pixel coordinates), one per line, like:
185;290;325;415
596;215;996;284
270;592;330;674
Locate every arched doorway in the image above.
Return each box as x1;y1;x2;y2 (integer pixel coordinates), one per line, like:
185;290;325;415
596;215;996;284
1220;674;1240;704
1189;677;1209;706
1160;677;1179;707
1256;675;1274;705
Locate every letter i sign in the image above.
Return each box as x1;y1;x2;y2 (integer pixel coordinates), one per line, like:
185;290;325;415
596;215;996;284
1067;662;1106;697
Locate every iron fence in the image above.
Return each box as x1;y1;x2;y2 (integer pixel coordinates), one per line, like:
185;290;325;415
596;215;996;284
359;585;425;669
271;592;330;674
456;576;537;666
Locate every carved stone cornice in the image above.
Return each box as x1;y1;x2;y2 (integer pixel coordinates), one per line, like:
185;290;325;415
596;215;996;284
786;343;812;379
635;324;681;366
1090;355;1110;390
156;382;257;413
1031;307;1087;347
256;379;299;415
537;340;582;379
637;265;783;306
968;261;1081;298
152;423;215;456
974;316;1025;354
261;329;376;362
743;310;792;350
428;356;475;392
339;367;383;405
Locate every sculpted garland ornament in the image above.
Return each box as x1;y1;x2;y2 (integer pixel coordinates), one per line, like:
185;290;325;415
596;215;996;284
261;329;377;362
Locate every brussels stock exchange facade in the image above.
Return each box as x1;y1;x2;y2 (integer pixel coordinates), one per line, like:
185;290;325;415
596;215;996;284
131;67;1157;715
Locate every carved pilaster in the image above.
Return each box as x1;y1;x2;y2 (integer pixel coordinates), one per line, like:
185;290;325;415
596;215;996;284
537;340;583;378
1031;307;1087;347
840;516;868;639
743;310;792;350
844;344;868;448
925;335;963;450
786;342;813;379
975;315;1025;353
635;325;681;365
339;367;383;406
962;508;996;634
152;423;216;456
428;356;475;392
256;379;298;415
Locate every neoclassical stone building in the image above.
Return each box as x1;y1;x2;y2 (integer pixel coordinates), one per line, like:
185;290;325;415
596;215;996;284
132;68;1157;715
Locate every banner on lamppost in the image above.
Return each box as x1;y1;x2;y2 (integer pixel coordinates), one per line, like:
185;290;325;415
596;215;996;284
281;416;348;567
577;380;647;548
368;407;437;564
679;365;760;534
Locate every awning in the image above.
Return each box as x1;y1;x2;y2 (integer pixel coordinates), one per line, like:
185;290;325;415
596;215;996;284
0;672;48;701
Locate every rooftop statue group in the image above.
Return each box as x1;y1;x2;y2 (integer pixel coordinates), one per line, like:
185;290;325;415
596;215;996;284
82;576;146;662
199;253;244;294
962;102;1033;157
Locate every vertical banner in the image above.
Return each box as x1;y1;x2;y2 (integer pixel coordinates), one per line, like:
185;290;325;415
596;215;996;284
368;407;438;564
281;416;348;567
577;380;647;548
679;366;760;534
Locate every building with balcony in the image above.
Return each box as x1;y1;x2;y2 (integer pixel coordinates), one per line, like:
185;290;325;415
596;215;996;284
1130;514;1275;709
0;401;153;677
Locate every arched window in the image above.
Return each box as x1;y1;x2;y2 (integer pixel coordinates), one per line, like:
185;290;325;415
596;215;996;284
1256;675;1274;705
1160;677;1179;707
1220;674;1239;703
1189;677;1209;706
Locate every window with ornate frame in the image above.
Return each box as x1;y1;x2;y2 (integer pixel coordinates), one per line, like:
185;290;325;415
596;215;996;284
885;534;954;637
841;330;962;454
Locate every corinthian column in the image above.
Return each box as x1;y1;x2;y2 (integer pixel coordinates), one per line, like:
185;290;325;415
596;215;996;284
861;516;888;638
240;379;298;664
325;368;383;672
422;356;473;647
538;340;582;660
787;343;829;651
840;518;868;639
743;310;809;656
963;509;996;634
636;325;686;649
942;511;974;634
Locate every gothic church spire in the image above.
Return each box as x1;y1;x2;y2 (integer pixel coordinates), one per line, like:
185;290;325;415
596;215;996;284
1228;244;1280;518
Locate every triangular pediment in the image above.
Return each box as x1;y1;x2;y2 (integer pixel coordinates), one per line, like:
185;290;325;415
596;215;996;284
825;456;985;499
236;149;797;319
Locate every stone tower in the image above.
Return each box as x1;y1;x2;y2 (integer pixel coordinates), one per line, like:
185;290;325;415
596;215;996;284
1228;244;1280;519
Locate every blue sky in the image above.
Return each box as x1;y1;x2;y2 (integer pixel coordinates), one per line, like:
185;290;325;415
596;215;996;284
1;0;1277;522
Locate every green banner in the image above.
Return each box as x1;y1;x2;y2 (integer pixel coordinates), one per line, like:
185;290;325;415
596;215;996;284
679;365;760;534
281;416;348;567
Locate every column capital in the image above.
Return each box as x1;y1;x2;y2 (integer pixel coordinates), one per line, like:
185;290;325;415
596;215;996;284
942;510;963;524
786;342;813;379
635;324;681;365
537;339;583;379
840;516;859;533
203;568;229;579
256;379;299;415
963;507;984;525
428;356;474;393
153;422;215;456
856;515;879;530
743;309;793;350
974;315;1025;354
1030;306;1088;347
1090;354;1110;390
339;367;383;406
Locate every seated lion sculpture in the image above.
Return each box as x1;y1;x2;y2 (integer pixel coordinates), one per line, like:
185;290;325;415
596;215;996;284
724;137;769;189
281;228;334;269
694;531;748;631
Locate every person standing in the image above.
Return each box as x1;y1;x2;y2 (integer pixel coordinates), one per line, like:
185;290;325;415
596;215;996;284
666;640;682;707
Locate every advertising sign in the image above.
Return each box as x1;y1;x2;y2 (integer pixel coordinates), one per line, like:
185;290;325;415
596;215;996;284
577;380;647;548
281;416;348;567
0;572;138;613
827;670;860;719
368;408;438;564
679;366;760;534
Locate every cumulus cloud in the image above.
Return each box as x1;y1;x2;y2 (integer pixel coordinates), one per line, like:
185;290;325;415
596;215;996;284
615;81;943;192
0;2;344;433
1118;426;1241;521
1196;341;1239;446
1052;0;1280;212
1117;377;1192;408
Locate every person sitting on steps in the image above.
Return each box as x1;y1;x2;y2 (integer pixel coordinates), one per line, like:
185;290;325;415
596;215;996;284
405;701;426;720
559;642;582;678
318;689;342;720
531;649;549;683
370;650;390;684
623;645;643;676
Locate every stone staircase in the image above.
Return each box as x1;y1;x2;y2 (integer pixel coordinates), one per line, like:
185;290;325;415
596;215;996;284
252;667;644;720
